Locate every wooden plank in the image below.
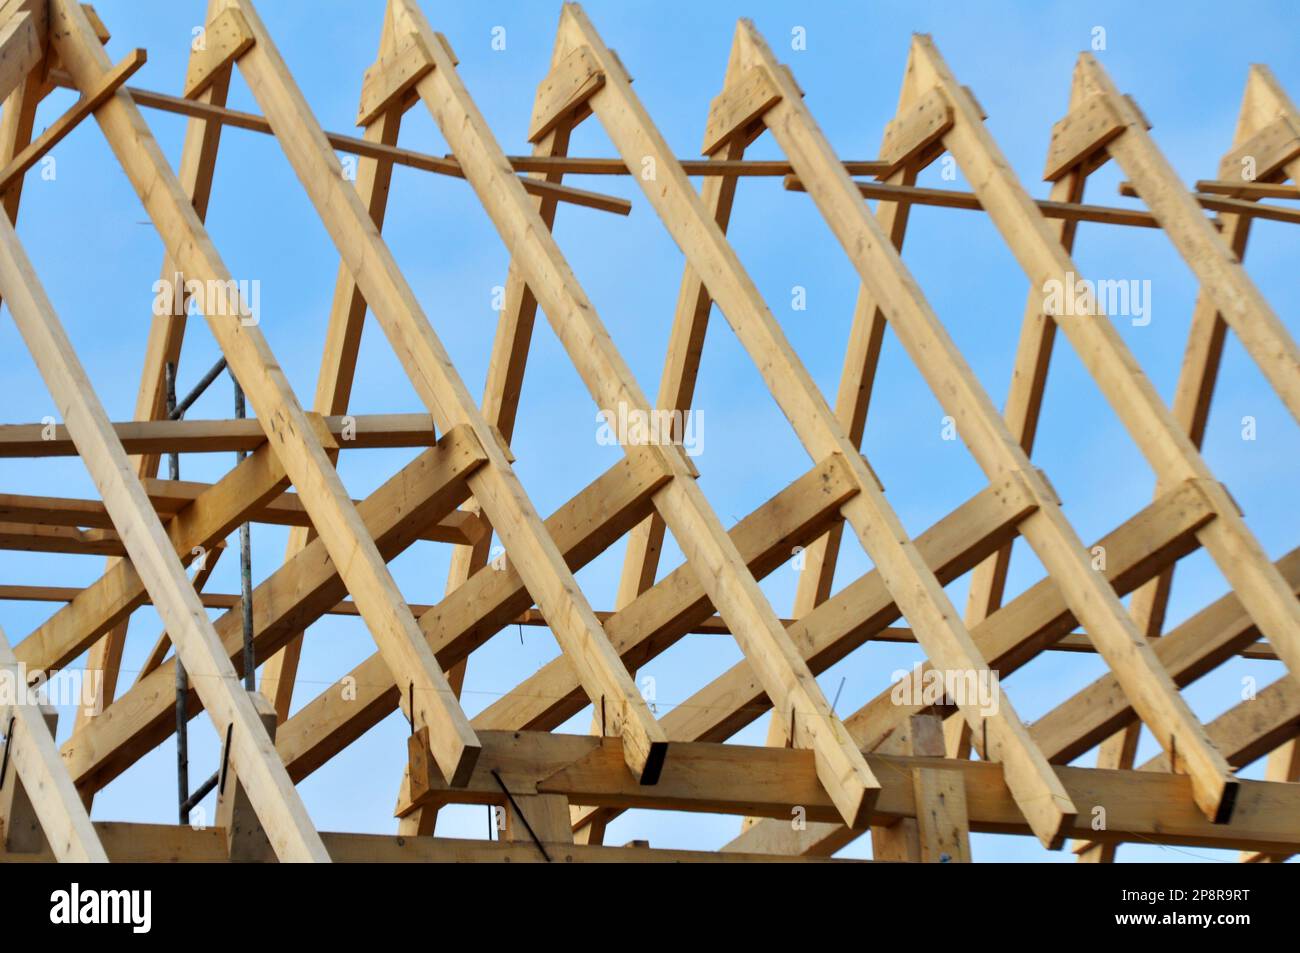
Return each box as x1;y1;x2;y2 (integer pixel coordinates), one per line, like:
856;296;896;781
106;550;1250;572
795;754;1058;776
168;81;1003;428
1217;112;1300;181
0;481;484;544
183;6;253;100
699;64;780;157
788;176;1170;227
0;10;40;106
0;47;145;195
1042;92;1125;181
0;822;859;862
0;413;442;457
0;626;107;862
355;34;430;126
877;86;953;178
0;183;326;861
527;43;602;143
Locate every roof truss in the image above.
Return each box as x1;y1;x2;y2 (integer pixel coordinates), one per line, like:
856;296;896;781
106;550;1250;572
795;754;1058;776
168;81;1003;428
0;0;1295;862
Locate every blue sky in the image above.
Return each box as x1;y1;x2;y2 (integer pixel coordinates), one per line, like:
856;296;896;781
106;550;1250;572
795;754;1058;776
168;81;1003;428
2;0;1297;862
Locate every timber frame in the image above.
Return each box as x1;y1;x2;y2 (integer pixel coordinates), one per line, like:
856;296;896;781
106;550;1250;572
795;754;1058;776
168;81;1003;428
0;0;1295;862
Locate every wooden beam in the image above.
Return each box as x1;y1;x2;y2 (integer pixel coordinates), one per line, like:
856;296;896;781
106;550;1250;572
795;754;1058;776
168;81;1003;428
909;719;972;863
0;698;59;854
42;70;633;216
699;64;781;157
0;822;858;863
1216;112;1300;181
1141;678;1300;774
137;541;225;683
0;521;123;556
1036;546;1300;765
0;481;483;544
261;1;412;724
527;44;602;143
1042;93;1126;181
768;72;925;842
183;6;253;100
0;47;145;195
214;691;278;862
726;755;1300;856
0;413;442;457
0;9;45;226
391;731;1300;855
877;86;953;178
612;134;748;614
81;2;241;745
0;626;107;862
355;36;431;126
0;10;40;106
